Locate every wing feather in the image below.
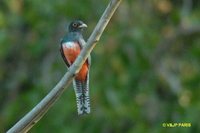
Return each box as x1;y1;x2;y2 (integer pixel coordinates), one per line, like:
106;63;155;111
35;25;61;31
60;45;70;67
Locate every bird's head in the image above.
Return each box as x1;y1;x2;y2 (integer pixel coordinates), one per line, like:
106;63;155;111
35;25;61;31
68;20;87;32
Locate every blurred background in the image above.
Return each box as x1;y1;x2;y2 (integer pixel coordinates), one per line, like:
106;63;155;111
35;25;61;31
0;0;200;132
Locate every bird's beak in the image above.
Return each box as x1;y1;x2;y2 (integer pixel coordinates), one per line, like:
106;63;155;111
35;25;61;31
79;23;87;28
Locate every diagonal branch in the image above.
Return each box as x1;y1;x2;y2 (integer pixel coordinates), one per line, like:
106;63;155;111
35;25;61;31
7;0;123;132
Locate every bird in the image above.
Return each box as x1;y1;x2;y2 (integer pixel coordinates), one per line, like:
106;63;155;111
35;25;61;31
60;20;91;115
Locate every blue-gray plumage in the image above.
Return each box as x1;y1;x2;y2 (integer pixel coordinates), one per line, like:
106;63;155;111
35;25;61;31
60;20;91;115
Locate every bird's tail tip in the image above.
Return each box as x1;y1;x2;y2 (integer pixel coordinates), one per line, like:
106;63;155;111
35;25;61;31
77;108;90;115
76;97;91;115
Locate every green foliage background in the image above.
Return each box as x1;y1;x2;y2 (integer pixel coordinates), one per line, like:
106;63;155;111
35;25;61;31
0;0;200;132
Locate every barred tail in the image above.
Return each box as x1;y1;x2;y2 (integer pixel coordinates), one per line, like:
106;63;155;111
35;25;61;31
73;75;90;115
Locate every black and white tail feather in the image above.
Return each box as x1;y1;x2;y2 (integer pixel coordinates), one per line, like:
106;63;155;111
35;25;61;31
73;72;90;115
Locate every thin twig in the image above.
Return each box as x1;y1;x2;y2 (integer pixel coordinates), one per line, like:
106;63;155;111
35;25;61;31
7;0;122;132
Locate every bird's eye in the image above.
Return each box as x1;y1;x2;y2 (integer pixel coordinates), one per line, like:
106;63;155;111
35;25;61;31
72;23;78;27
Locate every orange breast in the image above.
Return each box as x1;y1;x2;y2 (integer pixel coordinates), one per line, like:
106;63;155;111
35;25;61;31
62;42;88;81
76;63;88;81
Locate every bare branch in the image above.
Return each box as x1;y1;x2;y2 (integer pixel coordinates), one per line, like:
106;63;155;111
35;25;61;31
7;0;123;132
